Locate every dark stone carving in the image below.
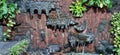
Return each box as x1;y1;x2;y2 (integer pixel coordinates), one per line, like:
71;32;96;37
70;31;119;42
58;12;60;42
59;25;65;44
74;20;86;33
95;43;106;54
46;14;78;30
106;45;114;54
16;0;56;16
68;33;77;48
95;40;114;54
40;29;46;42
85;32;95;44
27;1;55;16
67;32;94;51
97;20;106;33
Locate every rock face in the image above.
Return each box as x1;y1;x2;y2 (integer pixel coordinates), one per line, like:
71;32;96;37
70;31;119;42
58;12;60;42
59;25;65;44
74;20;86;32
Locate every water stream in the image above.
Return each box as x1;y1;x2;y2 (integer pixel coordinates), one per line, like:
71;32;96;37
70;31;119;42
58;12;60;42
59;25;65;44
82;43;85;55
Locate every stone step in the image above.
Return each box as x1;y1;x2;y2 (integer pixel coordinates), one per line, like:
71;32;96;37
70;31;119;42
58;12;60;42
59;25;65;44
15;26;30;35
17;26;30;29
16;29;28;33
14;30;31;41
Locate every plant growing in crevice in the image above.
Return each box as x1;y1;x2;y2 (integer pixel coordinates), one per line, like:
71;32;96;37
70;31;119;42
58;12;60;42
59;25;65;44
69;0;87;17
86;0;112;9
110;11;120;55
0;0;19;41
9;39;29;55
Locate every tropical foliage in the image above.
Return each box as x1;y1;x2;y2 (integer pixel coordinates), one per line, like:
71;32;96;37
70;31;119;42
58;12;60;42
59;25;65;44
0;0;19;41
110;11;120;55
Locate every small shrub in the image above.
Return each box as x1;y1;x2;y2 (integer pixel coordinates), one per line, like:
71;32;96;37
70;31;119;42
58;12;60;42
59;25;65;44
9;39;29;55
110;11;120;55
69;0;87;17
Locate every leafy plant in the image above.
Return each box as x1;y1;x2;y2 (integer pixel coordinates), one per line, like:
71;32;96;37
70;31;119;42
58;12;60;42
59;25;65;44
86;0;112;9
110;11;120;55
69;0;87;17
9;39;29;55
0;0;19;41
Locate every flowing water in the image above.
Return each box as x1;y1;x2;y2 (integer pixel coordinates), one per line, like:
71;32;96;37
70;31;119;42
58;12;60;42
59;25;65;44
82;43;85;55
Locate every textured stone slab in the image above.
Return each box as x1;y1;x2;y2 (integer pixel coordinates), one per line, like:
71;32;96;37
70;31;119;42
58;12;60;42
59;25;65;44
0;41;18;55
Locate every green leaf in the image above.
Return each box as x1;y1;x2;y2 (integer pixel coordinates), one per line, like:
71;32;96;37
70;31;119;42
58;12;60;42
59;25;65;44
4;38;6;41
82;0;87;3
7;29;11;32
86;0;112;9
6;34;10;37
4;32;7;35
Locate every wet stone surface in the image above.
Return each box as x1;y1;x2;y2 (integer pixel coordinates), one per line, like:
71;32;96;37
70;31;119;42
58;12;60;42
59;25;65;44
0;41;18;55
27;44;60;55
0;25;3;41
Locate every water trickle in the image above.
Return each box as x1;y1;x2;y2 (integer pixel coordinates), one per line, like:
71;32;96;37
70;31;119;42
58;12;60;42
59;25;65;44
82;43;85;55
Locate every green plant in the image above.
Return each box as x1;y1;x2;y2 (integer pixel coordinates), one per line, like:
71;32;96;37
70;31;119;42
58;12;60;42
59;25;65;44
0;0;19;41
110;12;120;55
69;0;87;17
9;39;29;55
86;0;112;9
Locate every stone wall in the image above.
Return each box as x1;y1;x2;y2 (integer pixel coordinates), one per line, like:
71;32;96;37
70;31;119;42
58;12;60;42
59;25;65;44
14;0;113;53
